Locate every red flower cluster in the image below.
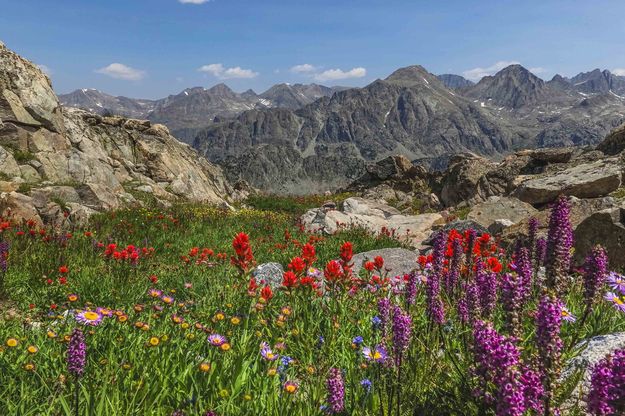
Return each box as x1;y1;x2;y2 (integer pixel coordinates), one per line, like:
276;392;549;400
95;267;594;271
231;232;255;274
103;243;153;264
182;247;215;265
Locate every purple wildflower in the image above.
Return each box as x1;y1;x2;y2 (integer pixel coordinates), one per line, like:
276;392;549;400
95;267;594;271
75;310;103;327
545;196;573;291
0;240;9;273
426;232;446;325
471;320;526;416
326;368;345;414
607;272;625;294
465;229;477;268
588;348;625;415
360;378;372;394
362;345;388;363
405;271;418;305
475;259;497;320
207;334;227;347
520;366;544;414
604;292;625;313
67;328;86;378
527;217;539;256
391;305;412;366
536;294;563;414
377;298;391;335
535;237;547;273
583;245;608;316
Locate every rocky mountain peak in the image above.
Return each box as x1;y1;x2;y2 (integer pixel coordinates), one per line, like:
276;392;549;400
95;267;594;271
465;64;551;108
385;65;441;87
206;83;237;98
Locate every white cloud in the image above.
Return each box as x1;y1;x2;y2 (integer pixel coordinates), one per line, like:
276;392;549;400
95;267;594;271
613;68;625;76
95;63;145;81
290;64;317;74
37;64;52;76
198;63;258;79
529;67;546;74
314;67;366;82
179;0;211;4
462;61;520;81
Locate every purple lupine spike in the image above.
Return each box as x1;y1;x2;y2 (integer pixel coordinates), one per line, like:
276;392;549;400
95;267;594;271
536;294;563;414
405;271;418;306
583;245;609;316
426;232;446;325
475;259;497;320
457;296;469;324
326;368;345;414
391;305;412;366
67;328;86;378
535;237;547;269
515;247;533;303
545;196;573;291
527;217;540;259
587;348;625;415
0;240;9;273
378;297;391;336
501;272;523;338
520;366;544;414
465;280;481;323
471;320;526;416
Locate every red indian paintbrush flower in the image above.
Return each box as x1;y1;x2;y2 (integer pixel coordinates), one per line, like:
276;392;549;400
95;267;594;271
282;271;298;288
260;285;273;301
231;232;255;274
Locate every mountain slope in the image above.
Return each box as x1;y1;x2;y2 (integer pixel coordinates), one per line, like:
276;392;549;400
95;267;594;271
437;74;474;90
58;89;155;118
259;83;347;109
193;65;515;193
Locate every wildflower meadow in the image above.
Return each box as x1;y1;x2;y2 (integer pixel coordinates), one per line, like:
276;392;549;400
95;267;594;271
0;196;624;415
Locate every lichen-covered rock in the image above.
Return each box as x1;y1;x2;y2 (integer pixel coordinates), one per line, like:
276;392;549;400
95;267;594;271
439;153;497;207
301;197;443;247
513;158;622;205
467;196;538;229
573;205;625;268
597;123;625;155
252;263;284;289
351;248;417;278
0;42;234;227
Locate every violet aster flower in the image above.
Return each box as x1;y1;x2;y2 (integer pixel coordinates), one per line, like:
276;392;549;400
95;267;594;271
207;334;227;347
75;310;103;327
391;305;412;366
545;196;573;291
260;342;279;361
326;368;345;413
536;294;563;414
362;345;388;363
583;245;609;316
604;292;625;313
67;328;86;378
607;272;625;295
588;348;625;415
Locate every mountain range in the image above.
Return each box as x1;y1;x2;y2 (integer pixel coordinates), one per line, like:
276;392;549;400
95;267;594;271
59;83;347;143
61;65;625;194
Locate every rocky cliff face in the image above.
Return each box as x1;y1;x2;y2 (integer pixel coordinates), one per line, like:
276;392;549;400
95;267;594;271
0;41;232;227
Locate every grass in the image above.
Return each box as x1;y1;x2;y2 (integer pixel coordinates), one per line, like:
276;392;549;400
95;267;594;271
0;198;623;415
244;193;355;215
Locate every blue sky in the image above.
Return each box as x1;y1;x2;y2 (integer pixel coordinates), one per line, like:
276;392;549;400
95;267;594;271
2;0;624;99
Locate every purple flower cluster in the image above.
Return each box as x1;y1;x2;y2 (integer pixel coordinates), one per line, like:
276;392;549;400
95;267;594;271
588;348;625;415
535;237;547;273
67;328;86;378
405;271;418;305
471;321;531;416
0;240;8;273
535;294;563;413
445;237;463;293
391;305;412;366
426;232;445;324
377;297;391;336
583;245;608;315
545;196;573;291
326;368;345;414
527;217;539;256
465;229;477;268
475;259;497;320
